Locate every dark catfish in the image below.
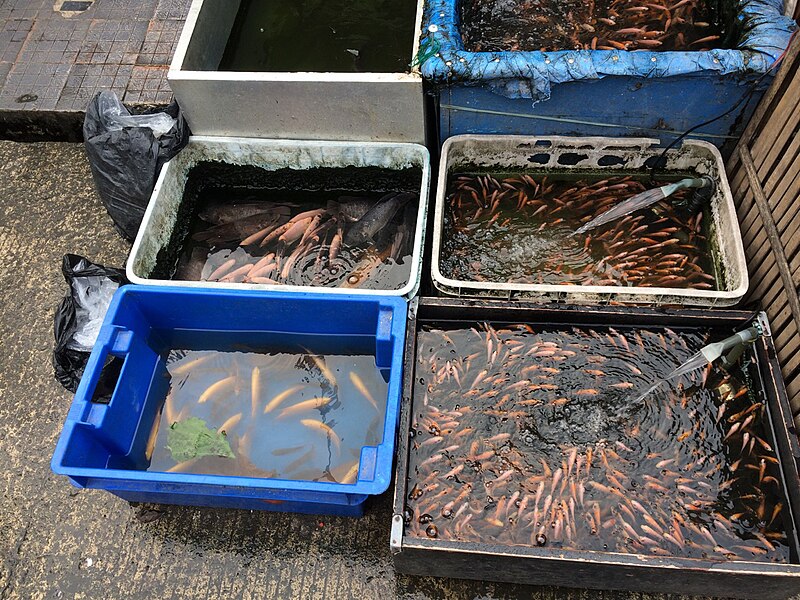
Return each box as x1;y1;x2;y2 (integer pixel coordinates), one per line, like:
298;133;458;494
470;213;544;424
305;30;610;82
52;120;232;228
193;213;285;245
199;202;293;225
327;196;374;222
343;192;416;247
174;246;207;281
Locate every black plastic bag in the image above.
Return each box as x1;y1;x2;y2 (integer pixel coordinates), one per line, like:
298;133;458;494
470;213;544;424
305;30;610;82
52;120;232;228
53;254;128;395
83;91;189;241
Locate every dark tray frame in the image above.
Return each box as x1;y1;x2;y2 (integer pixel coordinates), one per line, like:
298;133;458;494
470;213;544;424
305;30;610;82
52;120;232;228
391;297;800;599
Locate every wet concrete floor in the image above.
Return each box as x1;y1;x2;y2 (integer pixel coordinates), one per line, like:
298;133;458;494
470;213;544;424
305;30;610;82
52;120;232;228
0;141;761;599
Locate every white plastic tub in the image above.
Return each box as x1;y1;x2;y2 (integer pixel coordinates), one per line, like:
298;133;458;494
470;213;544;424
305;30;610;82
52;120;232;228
431;135;748;307
127;136;430;298
168;0;426;143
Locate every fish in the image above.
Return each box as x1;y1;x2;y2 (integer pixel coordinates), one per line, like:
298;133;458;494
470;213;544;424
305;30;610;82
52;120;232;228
166;458;200;473
344;192;416;247
349;371;380;412
198;202;291;225
241;223;281;247
271;445;304;456
338;461;360;484
300;418;342;452
217;412;242;434
206;259;237;282
328;197;374;222
277;396;332;419
164;392;177;425
194;213;284;245
175;246;209;281
285;447;316;474
198;375;238;404
279;217;314;244
263;384;305;414
144;410;161;461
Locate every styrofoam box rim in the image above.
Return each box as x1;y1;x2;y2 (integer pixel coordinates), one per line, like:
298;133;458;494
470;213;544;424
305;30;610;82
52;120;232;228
430;134;749;307
127;136;431;299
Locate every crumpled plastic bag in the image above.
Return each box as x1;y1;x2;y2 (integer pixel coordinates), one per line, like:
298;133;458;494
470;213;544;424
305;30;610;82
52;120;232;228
95;91;177;138
53;254;128;394
83;90;189;241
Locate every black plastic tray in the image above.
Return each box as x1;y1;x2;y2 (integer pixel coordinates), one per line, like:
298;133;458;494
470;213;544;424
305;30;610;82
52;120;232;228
391;298;800;599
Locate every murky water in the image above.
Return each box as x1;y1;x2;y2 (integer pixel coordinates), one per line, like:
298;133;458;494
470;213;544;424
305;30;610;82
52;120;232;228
219;0;418;73
405;323;790;562
440;173;718;289
144;343;388;482
460;0;727;52
172;186;418;291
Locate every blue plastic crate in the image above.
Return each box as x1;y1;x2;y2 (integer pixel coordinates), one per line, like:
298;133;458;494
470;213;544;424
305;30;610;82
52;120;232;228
420;0;796;152
51;286;408;516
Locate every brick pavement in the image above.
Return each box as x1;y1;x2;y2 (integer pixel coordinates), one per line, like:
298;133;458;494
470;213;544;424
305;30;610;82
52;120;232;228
0;0;191;113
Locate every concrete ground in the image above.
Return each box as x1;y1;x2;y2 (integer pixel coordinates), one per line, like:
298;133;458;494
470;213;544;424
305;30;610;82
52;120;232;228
0;140;738;600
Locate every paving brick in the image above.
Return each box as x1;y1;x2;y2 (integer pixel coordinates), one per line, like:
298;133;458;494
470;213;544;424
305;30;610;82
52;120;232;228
154;0;190;20
0;0;191;112
0;18;33;65
136;17;181;66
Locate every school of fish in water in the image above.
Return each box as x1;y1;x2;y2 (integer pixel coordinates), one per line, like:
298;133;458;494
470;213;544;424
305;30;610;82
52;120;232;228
145;348;388;482
442;173;718;289
174;190;418;291
404;322;789;562
460;0;725;52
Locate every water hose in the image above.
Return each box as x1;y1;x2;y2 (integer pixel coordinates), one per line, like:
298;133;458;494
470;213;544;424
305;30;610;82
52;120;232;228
573;176;714;236
700;324;763;369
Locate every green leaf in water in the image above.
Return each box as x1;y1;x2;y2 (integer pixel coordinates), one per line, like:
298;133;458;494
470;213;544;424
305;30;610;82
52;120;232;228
167;417;235;463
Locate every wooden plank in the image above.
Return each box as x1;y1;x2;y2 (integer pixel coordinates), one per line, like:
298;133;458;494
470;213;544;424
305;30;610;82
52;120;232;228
785;376;800;405
736;35;800;147
723;39;800;422
789;391;800;416
748;87;800;181
749;67;800;160
769;300;793;328
777;337;800;365
738;147;800;338
738;131;800;239
752;268;781;306
789;395;800;418
790;242;800;275
760;263;800;308
728;67;800;191
745;239;775;279
769;166;800;230
760;258;800;310
751;235;788;291
727;36;800;198
779;341;800;380
779;206;800;256
762;123;800;197
737;192;764;239
743;231;774;281
744;167;800;276
738;202;762;241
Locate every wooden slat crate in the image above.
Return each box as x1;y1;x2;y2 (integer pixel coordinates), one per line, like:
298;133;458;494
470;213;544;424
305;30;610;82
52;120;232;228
727;33;800;421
